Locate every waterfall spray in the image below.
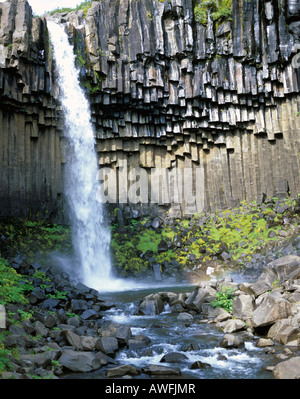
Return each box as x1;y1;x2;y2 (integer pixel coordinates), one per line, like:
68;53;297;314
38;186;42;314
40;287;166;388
47;21;122;291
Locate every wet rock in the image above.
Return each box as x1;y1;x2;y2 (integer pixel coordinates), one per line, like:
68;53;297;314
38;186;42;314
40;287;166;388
177;312;193;322
128;335;151;350
273;357;300;379
114;325;132;346
106;364;140;378
142;364;181;376
136;295;164;316
153;264;162;281
185;288;210;312
160;352;189;363
190;361;212;369
219;333;245;349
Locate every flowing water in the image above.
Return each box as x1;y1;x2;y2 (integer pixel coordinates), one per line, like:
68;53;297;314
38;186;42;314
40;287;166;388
62;285;277;380
47;22;130;292
100;287;276;379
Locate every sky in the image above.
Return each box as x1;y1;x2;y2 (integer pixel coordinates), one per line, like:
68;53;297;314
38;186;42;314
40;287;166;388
0;0;84;16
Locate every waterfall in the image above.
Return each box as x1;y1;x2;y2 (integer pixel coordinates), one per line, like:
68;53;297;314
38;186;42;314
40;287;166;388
47;21;120;291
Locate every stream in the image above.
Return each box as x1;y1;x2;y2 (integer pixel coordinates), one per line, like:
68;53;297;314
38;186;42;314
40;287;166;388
63;284;278;380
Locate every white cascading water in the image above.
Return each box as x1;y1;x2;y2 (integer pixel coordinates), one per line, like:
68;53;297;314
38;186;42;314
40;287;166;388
47;21;127;292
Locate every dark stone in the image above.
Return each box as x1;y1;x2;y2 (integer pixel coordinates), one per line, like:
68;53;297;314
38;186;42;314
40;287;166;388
80;309;99;320
41;298;59;310
190;361;212;369
160;352;189;363
128;335;151;350
153;264;162;281
142;364;181;376
29;288;46;304
95;337;119;356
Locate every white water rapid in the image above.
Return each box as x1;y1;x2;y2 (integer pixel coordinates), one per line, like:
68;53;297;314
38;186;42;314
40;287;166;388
47;21;127;292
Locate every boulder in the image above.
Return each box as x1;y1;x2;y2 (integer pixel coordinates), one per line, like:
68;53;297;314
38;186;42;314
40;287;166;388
136;295;164;316
245;282;272;298
177;312;194;322
114;325;132;346
34;321;48;338
160;352;189;363
80;309;99;320
190;361;212;369
99;323;132;346
95;337;119;356
264;255;300;283
218;319;246;333
80;336;99;351
58;350;102;372
185;288;210;312
251;293;292;328
219;333;245;349
128;334;151;350
273;357;300;379
142;364;181;376
19;351;58;369
232;294;255;319
267;318;300;345
64;330;83;350
29;288;46;304
106;364;140;378
256;338;275;347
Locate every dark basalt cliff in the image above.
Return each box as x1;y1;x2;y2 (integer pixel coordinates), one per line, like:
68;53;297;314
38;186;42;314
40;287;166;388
0;0;299;221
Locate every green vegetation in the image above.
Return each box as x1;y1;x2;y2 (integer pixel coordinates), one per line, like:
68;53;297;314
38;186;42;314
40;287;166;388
194;0;232;28
49;1;97;17
211;285;235;313
0;257;29;305
0;219;71;264
111;196;297;276
82;71;103;94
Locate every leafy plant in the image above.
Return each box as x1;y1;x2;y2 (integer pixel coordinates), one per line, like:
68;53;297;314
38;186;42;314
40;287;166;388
17;309;33;321
46;290;68;300
211;286;235;313
194;0;232;28
49;1;94;17
0;257;29;305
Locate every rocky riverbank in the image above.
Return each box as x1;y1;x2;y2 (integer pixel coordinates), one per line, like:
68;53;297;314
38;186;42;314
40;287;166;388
1;252;300;379
0;195;300;379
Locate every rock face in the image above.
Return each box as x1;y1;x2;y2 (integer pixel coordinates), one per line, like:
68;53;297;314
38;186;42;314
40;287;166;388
273;357;300;379
0;0;300;220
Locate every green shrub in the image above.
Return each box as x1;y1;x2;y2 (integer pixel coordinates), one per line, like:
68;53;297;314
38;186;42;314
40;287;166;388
211;286;235;313
49;1;94;17
0;257;29;305
194;0;232;27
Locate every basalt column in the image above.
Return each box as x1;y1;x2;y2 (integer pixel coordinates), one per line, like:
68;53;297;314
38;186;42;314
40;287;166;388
0;0;300;220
